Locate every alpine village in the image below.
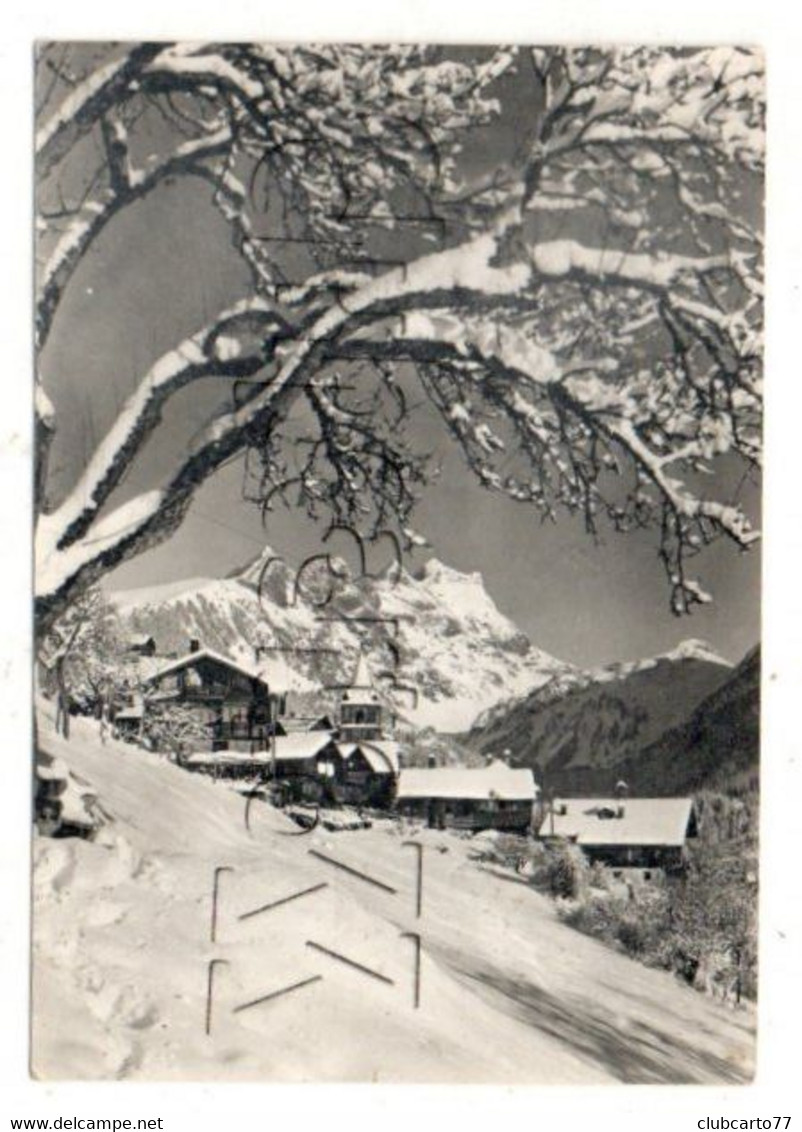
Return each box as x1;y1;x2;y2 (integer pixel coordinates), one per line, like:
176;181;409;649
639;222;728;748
35;550;760;1016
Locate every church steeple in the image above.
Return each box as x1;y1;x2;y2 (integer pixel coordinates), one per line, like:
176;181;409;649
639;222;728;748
339;650;383;741
350;651;375;692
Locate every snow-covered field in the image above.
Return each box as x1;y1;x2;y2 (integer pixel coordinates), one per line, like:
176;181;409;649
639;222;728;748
32;706;755;1083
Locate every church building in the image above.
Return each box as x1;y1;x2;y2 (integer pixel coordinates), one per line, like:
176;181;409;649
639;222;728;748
338;652;385;742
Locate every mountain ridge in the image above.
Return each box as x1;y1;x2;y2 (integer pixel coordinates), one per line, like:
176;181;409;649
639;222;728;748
464;643;743;794
609;645;760;796
110;545;577;732
111;547;747;765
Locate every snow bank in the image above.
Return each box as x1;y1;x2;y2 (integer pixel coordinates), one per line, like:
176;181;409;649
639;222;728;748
31;704;755;1083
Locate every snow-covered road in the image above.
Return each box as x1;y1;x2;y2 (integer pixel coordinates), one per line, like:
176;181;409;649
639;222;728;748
32;709;756;1083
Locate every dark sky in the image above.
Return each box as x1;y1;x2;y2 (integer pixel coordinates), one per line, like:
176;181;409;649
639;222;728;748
39;47;762;669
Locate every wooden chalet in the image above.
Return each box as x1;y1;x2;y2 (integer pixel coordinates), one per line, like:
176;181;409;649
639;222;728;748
143;645;286;753
183;731;339;793
173;645;405;808
126;634;157;657
395;759;538;832
536;796;699;876
181;732;402;809
268;734;402;807
336;740;400;807
270;732;341;783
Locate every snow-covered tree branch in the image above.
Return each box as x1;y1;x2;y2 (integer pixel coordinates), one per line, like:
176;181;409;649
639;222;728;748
35;43;763;637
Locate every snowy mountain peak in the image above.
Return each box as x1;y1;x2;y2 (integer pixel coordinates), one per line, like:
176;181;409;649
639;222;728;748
227;544;285;587
111;548;575;732
588;637;733;683
418;556;484;587
662;639;732;667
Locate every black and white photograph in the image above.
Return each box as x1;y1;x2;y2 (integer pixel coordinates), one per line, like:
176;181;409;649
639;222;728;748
29;38;765;1085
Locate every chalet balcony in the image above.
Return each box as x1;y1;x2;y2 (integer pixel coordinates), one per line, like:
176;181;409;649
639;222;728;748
180;683;271;704
210;720;273;745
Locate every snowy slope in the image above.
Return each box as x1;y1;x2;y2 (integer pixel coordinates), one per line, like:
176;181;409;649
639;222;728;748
110;548;577;732
32;704;755;1083
113;576;216;610
588;637;731;681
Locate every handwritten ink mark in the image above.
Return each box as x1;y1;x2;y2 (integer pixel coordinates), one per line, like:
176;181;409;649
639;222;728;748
205;958;230;1036
210;866;234;943
402;842;424;919
306;940;394;986
239;882;328;921
233;975;323;1015
401;932;422;1008
307;848;397;894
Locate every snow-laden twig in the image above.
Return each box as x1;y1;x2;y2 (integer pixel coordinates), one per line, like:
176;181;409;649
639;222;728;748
35;43;165;178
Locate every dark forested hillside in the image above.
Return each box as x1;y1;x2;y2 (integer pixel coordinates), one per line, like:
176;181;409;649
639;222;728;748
466;643;759;797
612;647;760;796
465;649;735;795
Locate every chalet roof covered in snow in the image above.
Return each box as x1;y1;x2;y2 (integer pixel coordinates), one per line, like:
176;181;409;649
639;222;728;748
182;749;269;768
181;734;337;767
540;798;697;847
144;648;284;691
339;740;400;775
271;732;338;762
279;714;334;733
397;760;537;802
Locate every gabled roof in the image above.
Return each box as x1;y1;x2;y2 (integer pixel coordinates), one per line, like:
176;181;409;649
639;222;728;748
271;732;338;762
144;648;283;691
280;714;334;733
539;797;697;847
338;740;400;775
397;760;537;802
